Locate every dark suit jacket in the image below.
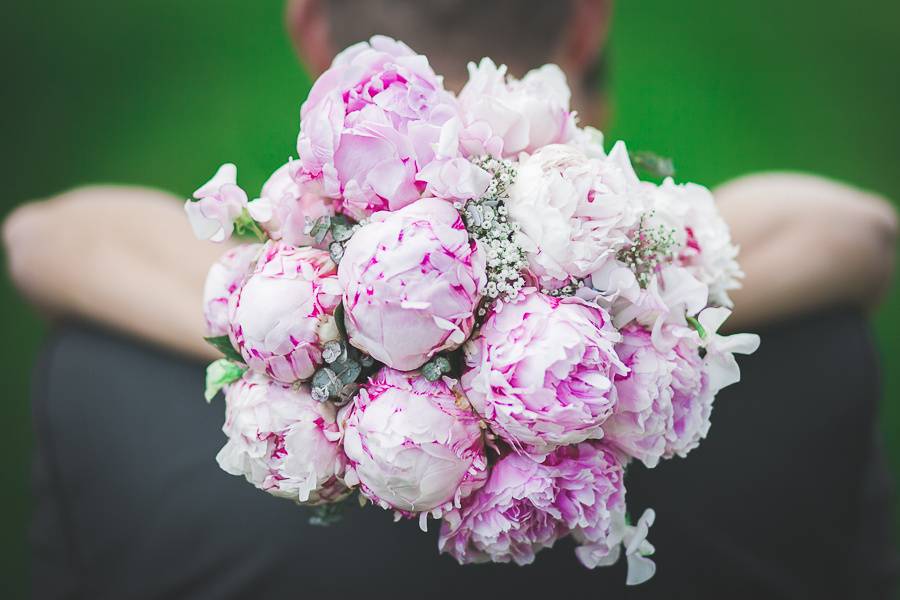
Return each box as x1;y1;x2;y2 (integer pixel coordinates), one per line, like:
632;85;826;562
30;311;897;599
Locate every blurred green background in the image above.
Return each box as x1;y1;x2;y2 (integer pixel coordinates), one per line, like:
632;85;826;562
1;0;897;595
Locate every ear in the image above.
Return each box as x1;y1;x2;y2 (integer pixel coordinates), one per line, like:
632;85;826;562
558;0;613;72
285;0;335;75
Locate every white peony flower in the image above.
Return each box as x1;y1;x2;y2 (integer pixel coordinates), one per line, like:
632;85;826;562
506;142;641;288
649;178;744;307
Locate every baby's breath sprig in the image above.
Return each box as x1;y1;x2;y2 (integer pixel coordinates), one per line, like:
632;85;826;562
616;211;678;288
458;156;528;317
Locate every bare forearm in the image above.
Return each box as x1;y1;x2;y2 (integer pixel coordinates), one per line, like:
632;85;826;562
716;173;897;329
64;236;218;359
3;186;227;360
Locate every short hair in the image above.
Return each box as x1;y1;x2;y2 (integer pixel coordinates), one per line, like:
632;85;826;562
323;0;575;82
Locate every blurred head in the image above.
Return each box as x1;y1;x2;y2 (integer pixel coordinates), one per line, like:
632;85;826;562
286;0;612;126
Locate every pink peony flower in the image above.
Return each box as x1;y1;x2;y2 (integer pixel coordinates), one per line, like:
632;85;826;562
664;332;709;459
506;143;640;289
247;160;336;248
229;241;342;384
457;59;577;158
338;198;486;371
184;163;248;242
439;442;626;566
664;307;760;459
339;367;488;526
461;291;627;457
297;35;486;220
216;371;349;504
603;325;677;468
202;243;262;337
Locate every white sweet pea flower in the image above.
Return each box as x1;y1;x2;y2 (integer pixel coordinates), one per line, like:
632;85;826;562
578;508;657;586
621;509;658;586
696;306;761;392
184;163;248;242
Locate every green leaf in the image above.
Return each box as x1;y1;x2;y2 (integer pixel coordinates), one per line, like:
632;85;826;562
629;151;675;179
422;355;453;382
205;359;246;402
312;367;341;401
686;316;707;339
308;215;331;245
433;356;452;374
422;361;443;382
204;335;244;363
330;221;354;243
308;502;345;527
328;241;345;263
337;383;360;405
333;303;348;340
334;359;361;385
321;340;346;364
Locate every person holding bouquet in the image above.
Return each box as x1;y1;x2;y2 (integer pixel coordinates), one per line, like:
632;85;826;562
4;0;897;598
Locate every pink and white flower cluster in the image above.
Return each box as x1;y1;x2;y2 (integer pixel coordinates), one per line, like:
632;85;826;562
185;36;759;585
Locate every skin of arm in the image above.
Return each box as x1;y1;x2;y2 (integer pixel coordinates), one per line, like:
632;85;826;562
2;173;896;358
3;186;231;361
716;173;897;330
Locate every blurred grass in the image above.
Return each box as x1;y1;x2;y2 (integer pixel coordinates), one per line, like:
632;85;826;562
0;0;897;596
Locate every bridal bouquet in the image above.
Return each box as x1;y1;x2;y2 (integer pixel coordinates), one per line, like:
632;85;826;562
187;36;759;585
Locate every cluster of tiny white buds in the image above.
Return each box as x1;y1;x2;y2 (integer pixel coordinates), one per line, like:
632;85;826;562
460;156;528;315
616;210;678;288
